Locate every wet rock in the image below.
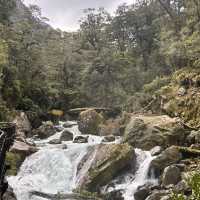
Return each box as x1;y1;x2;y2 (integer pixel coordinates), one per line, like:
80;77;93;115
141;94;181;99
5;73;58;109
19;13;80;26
150;146;182;176
63;122;77;128
61;144;68;149
55;126;64;132
102;135;115;143
13;112;32;140
2;186;17;200
32;121;56;139
162;166;181;186
48;139;61;144
123;115;187;150
73;136;89;143
104;190;124;200
134;185;150;200
145;190;169;200
150;146;162;156
60;130;73;141
78;109;104;135
76;143;136;191
10;140;38;157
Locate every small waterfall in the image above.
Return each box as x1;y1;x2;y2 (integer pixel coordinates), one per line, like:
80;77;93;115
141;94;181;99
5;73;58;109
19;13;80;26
123;149;157;199
104;149;157;200
8;121;157;200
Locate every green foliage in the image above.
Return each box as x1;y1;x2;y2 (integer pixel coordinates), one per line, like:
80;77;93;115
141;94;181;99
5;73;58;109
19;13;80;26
0;0;16;24
144;77;170;94
6;152;24;176
188;172;200;199
171;172;200;200
1;0;200;119
171;193;185;200
0;101;10;121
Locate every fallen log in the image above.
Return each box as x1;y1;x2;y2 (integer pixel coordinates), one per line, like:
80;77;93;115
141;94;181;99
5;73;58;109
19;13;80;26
68;107;113;114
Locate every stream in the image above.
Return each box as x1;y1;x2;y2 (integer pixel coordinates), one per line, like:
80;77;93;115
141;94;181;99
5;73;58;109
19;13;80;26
7;121;157;200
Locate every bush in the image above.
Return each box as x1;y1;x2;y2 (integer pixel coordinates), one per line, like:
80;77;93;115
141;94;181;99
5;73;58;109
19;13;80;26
144;76;170;94
171;172;200;200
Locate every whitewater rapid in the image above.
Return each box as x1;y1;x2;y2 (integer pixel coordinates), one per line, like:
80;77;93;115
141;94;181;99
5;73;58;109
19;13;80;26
8;121;157;200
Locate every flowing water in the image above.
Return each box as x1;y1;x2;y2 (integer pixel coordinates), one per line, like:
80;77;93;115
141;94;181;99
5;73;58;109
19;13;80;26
8;121;157;200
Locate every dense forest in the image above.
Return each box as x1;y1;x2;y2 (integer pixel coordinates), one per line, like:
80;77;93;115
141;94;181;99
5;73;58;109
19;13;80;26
0;0;199;123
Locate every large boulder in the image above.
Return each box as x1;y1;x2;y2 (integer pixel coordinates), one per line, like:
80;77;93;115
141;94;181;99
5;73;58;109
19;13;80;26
13;112;31;140
99;120;123;136
60;130;73;141
32;121;56;139
150;146;182;176
76;143;135;191
162;166;181;186
78;109;104;135
123;115;188;150
10;141;38;157
134;184;151;200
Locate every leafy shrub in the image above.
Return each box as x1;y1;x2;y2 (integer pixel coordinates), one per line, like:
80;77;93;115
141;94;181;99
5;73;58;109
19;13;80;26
171;172;200;200
144;77;170;94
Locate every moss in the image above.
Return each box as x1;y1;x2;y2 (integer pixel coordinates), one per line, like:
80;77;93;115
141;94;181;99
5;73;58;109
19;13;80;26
6;152;24;175
158;68;200;128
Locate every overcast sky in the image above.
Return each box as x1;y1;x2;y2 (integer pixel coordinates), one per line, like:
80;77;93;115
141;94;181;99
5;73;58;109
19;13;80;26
23;0;133;31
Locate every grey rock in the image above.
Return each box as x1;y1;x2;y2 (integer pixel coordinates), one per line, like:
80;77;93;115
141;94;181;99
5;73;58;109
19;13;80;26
73;136;89;143
102;135;115;143
162;166;181;186
60;130;73;141
48;139;61;144
33;121;56;139
123;115;187;150
63;122;77;128
145;190;169;200
134;185;150;200
150;146;182;176
187;130;200;144
55;126;64;132
150;146;162;156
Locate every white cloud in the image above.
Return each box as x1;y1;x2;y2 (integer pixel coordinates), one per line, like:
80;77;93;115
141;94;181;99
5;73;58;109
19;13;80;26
23;0;133;31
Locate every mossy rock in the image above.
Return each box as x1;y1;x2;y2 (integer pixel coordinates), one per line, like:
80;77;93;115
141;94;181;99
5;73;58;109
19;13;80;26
6;152;25;175
76;143;135;191
123;115;188;150
78;109;105;135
